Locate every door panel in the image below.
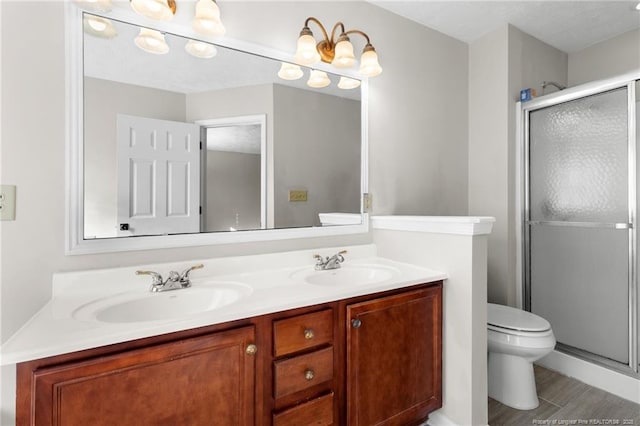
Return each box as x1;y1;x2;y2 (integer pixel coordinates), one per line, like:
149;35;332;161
117;114;200;236
527;87;630;365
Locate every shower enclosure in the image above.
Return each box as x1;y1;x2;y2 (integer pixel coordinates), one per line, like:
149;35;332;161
520;73;639;376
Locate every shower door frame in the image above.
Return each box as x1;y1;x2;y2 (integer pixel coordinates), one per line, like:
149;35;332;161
518;71;639;376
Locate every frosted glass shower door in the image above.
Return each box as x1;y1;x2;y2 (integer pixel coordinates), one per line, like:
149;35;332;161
528;87;630;365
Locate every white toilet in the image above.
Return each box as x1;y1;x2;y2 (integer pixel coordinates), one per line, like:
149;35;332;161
487;303;556;410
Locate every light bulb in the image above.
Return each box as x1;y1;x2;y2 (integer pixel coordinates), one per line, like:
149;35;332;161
134;28;169;54
307;70;331;88
74;0;112;12
338;76;361;90
359;45;382;77
185;39;218;58
294;32;320;66
193;0;226;37
277;63;304;80
130;0;174;21
87;18;107;32
83;14;117;38
332;38;356;68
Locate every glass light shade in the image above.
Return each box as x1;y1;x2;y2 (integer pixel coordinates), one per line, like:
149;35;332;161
185;40;217;58
74;0;112;12
193;0;226;37
307;70;331;88
337;76;361;90
332;39;356;68
359;49;382;77
277;63;304;80
294;34;321;66
134;28;169;55
83;15;117;38
130;0;173;21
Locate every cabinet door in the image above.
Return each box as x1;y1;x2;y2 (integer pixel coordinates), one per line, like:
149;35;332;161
346;286;442;426
30;326;256;426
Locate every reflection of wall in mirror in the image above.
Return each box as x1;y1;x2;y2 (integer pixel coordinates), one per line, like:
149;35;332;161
273;84;361;228
205;150;261;232
187;83;362;229
83;77;186;238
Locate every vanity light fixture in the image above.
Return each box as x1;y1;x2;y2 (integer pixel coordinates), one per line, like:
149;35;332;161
134;28;169;54
277;62;304;80
636;2;640;10
307;70;331;88
83;14;117;38
185;39;217;58
294;17;382;78
130;0;176;21
192;0;226;37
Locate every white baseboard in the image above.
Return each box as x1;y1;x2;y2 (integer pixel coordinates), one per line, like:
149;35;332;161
537;350;640;404
426;409;478;426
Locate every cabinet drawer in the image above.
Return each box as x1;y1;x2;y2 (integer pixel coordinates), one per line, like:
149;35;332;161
274;309;333;356
274;346;334;398
273;392;334;426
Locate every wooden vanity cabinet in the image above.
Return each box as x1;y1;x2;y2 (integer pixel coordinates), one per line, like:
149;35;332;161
345;286;443;425
20;325;257;426
17;281;442;426
272;308;337;426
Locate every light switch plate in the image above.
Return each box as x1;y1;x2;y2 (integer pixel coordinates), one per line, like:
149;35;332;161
288;189;308;202
0;185;16;221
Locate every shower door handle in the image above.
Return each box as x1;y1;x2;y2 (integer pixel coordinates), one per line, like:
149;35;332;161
527;220;632;229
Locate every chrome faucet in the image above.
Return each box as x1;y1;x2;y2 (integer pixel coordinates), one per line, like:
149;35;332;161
136;264;204;292
313;250;347;270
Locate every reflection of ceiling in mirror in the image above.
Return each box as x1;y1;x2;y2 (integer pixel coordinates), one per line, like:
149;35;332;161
83;16;361;101
206;125;261;154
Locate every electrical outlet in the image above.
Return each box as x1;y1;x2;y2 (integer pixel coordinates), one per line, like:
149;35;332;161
0;185;16;221
289;190;308;202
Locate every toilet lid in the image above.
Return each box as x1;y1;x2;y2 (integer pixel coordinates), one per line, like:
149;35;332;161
487;303;551;332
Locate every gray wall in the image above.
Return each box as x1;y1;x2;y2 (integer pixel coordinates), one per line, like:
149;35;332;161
186;84;276;227
468;24;568;306
568;28;640;86
1;1;470;343
273;84;361;228
84;77;186;238
205;151;261;232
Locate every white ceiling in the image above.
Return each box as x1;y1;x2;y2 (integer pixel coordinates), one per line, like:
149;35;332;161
371;1;640;53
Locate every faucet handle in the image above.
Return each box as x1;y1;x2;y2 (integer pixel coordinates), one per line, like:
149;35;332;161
136;270;163;285
179;264;204;281
313;254;325;264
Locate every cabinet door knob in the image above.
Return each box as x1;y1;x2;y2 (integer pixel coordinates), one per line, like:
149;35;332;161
351;318;362;328
304;369;315;381
245;344;258;355
303;328;315;340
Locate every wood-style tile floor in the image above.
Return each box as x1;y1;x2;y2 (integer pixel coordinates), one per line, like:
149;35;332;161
488;365;640;426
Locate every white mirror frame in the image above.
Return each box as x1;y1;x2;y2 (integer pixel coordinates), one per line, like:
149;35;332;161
64;4;369;255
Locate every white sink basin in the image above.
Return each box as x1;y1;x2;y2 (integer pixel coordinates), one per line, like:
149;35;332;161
290;264;400;287
72;281;252;323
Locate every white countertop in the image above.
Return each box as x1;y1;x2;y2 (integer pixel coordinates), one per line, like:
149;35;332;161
0;245;446;365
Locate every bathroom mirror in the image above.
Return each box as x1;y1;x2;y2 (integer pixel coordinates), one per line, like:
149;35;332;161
67;6;368;254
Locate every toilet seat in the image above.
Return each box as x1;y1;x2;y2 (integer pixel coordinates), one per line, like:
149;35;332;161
488;303;550;333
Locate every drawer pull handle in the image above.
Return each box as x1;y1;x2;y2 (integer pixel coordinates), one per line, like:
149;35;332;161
351;318;362;328
304;369;315;381
245;344;258;355
303;328;315;340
